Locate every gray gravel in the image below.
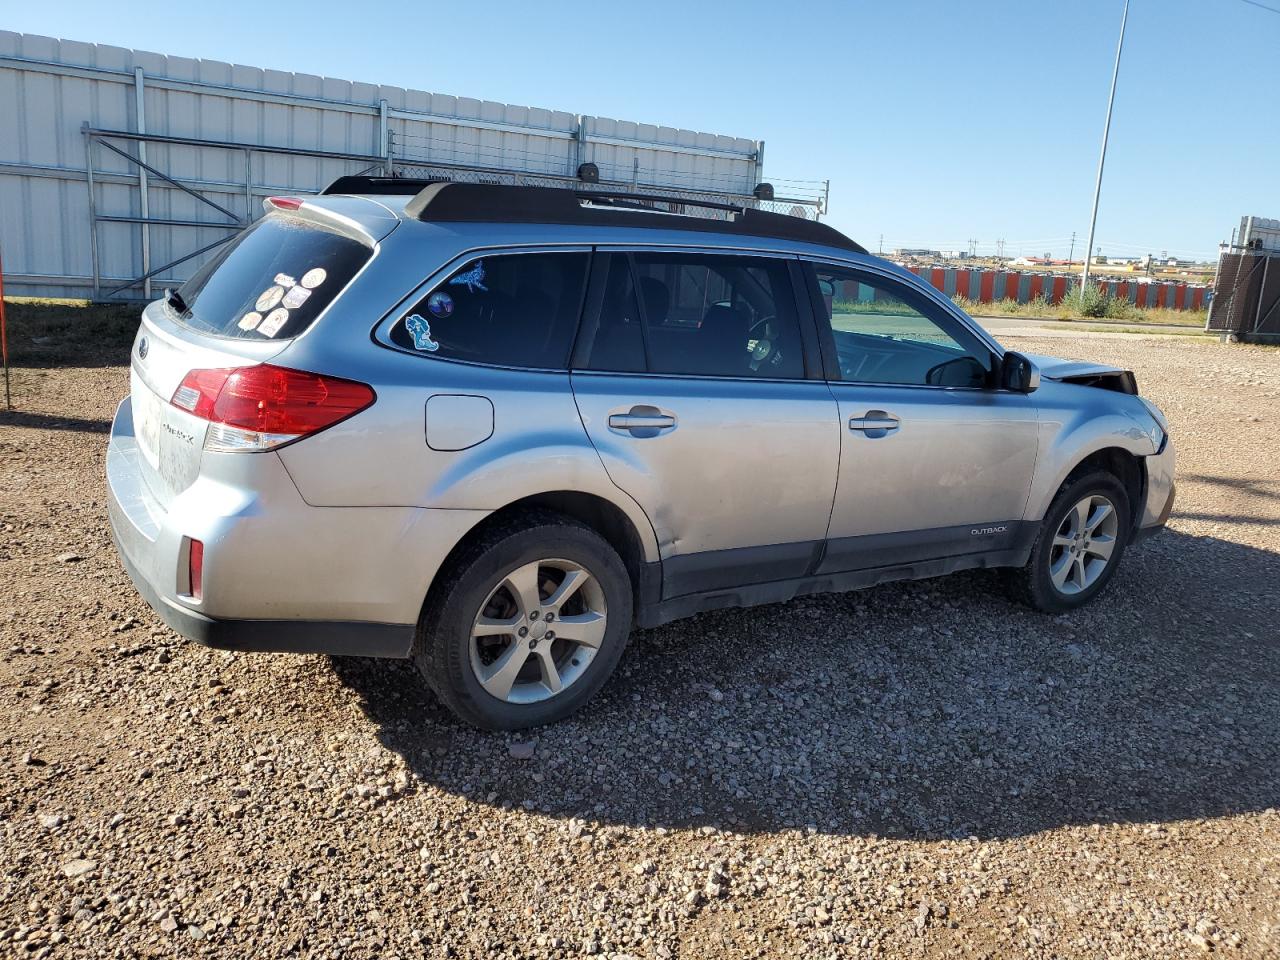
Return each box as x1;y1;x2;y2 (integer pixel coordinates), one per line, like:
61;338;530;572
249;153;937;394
1;332;1278;958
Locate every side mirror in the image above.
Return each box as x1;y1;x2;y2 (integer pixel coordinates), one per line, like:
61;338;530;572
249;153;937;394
1001;351;1040;393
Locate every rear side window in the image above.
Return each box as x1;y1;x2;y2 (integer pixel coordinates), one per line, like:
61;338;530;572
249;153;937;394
390;253;589;369
173;215;371;340
580;252;805;379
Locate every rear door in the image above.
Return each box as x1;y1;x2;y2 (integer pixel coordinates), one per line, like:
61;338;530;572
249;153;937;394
570;249;840;598
802;260;1040;573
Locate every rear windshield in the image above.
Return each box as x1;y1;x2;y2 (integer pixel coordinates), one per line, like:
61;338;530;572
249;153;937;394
171;214;371;340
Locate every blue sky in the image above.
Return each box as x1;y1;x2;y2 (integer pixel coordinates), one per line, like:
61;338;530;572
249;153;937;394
7;0;1278;259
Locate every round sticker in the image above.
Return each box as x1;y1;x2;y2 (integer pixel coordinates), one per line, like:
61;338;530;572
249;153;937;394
258;308;290;337
300;268;327;289
238;311;262;331
255;285;284;311
427;291;454;318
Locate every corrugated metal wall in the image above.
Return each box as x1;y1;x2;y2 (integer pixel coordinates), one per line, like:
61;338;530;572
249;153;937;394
903;266;1209;311
0;31;765;298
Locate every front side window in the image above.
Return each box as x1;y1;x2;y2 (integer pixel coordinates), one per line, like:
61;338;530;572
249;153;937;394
811;265;992;387
581;252;805;379
391;252;589;369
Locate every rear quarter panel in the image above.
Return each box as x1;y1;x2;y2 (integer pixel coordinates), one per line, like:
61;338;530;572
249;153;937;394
274;347;661;562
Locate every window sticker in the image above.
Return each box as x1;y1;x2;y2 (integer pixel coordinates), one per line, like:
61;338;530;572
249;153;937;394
255;285;285;312
238;311;262;331
405;313;440;352
449;260;488;293
259;308;289;337
274;272;297;288
427;291;454;318
282;285;311;309
300;267;327;289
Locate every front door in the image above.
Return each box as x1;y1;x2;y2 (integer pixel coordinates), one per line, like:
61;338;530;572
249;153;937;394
571;250;840;598
802;261;1040;574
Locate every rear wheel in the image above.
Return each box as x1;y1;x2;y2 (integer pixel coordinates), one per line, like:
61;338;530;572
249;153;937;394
416;513;633;730
1007;471;1131;613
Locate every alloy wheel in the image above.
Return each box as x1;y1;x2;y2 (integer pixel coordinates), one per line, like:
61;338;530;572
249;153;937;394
468;559;608;704
1049;494;1119;595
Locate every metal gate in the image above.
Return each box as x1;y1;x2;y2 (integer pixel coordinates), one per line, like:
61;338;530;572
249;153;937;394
83;125;387;300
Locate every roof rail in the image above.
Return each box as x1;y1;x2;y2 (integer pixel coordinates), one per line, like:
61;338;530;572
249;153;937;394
321;175;441;196
391;182;863;253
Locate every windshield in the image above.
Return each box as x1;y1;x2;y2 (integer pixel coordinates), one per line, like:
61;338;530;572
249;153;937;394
171;214;371;340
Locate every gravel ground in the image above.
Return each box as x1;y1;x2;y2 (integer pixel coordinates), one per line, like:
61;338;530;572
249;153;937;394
1;332;1278;959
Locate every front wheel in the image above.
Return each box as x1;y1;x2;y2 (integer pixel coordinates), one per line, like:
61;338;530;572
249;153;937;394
415;513;633;730
1007;471;1131;613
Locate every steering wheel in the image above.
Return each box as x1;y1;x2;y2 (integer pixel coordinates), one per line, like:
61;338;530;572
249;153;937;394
747;314;778;372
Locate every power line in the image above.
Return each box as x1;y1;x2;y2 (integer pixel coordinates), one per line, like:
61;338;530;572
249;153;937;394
1236;0;1280;15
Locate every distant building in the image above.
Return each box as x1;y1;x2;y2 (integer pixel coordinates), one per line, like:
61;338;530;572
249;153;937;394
893;248;941;258
942;250;970;259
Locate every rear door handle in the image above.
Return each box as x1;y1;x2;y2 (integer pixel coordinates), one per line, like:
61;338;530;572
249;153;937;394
848;410;900;437
608;405;677;437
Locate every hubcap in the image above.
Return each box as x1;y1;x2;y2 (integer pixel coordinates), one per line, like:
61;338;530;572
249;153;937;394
1049;494;1119;595
468;559;607;704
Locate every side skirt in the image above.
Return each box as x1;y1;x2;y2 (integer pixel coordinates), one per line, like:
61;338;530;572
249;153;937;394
636;542;1034;630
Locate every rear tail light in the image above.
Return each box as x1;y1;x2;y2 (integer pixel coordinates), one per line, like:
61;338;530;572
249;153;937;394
264;196;303;211
170;364;375;452
188;539;204;601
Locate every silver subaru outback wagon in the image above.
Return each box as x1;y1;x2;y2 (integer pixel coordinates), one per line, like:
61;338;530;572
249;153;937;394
107;179;1175;730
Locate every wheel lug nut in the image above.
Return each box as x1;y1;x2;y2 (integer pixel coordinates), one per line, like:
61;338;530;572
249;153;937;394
529;611;539;621
518;626;528;637
545;631;555;641
545;612;555;622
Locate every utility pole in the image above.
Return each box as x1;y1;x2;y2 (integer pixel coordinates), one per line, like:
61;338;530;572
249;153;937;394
1080;0;1130;300
879;234;884;255
1068;231;1077;265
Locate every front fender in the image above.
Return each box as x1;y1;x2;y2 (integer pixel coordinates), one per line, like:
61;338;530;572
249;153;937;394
1024;381;1158;522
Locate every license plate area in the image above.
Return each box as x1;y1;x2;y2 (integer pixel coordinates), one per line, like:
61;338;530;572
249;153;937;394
132;372;163;470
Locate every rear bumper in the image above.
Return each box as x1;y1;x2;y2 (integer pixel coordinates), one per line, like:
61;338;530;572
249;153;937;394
106;395;486;659
110;527;414;657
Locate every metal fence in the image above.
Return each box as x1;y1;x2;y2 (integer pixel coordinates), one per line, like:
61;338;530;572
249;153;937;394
0;31;827;301
1207;246;1280;341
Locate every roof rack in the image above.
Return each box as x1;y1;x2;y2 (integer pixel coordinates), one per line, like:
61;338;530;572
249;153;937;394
319;177;863;253
321;175;441;196
410;183;864;253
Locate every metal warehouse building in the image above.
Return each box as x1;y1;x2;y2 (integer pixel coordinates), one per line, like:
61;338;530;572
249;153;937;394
0;31;826;300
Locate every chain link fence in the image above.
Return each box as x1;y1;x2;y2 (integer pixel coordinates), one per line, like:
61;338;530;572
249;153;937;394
1207;246;1280;342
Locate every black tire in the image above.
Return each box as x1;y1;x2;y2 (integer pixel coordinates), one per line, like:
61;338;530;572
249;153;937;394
415;511;633;730
1006;470;1131;614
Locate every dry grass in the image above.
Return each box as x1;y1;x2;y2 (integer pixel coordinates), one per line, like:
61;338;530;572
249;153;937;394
956;294;1206;328
2;297;140;365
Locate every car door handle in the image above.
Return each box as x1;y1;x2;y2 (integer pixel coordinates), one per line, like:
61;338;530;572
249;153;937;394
848;410;900;437
608;405;677;436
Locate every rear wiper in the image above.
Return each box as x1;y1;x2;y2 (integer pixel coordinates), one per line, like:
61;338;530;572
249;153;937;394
164;288;188;316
